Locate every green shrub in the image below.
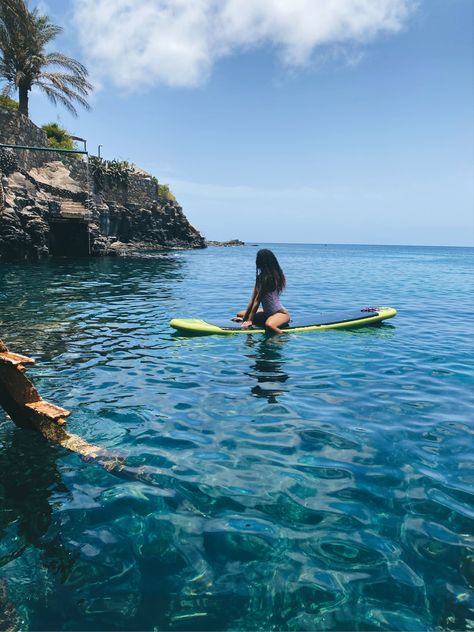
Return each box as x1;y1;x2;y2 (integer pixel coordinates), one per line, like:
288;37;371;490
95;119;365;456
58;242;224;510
41;122;74;151
150;176;176;202
0;95;18;110
89;156;135;190
157;183;176;202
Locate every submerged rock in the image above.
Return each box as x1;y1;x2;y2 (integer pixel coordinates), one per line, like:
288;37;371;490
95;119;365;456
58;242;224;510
0;579;22;632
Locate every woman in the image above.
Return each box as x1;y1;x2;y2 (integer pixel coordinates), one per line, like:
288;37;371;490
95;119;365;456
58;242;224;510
233;249;290;334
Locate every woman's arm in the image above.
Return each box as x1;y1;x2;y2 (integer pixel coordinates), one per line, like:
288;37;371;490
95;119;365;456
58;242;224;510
243;285;258;319
242;286;260;327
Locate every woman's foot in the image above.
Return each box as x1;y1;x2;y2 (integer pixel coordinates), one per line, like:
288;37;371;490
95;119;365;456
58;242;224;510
267;326;283;334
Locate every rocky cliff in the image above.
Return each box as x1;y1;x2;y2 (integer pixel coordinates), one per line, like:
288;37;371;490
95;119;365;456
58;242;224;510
0;108;206;260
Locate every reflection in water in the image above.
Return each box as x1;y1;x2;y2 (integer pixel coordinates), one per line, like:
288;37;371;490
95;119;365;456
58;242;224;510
245;336;289;403
0;425;76;627
243;323;395;405
0;254;185;356
0;427;74;577
0;246;472;630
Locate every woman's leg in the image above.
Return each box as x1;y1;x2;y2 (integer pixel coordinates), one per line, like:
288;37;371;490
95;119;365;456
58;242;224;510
252;310;266;326
233;310;246;320
265;311;290;334
233;308;265;323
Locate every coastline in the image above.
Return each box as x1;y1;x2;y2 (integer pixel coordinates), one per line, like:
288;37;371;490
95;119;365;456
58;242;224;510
205;239;245;247
0;107;206;260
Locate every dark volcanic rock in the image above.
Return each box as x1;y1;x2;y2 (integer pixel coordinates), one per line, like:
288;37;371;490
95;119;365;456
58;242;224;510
0;155;206;261
206;239;245;247
88;199;205;256
0;108;206;260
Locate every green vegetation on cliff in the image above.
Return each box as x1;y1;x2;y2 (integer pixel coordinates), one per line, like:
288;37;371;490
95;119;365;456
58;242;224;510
151;176;176;202
89;156;135;190
42;122;74;151
90;158;177;201
0;94;18;110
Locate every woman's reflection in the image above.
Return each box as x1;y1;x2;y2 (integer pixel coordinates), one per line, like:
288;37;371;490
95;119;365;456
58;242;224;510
245;335;289;403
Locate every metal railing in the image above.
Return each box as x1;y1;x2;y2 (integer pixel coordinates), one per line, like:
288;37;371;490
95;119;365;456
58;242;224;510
0;142;87;155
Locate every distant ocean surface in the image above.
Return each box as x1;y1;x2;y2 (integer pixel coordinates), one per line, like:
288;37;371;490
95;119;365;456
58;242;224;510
0;243;473;631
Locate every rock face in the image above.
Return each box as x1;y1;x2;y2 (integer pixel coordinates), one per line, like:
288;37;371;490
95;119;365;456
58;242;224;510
0;108;206;260
206;239;245;247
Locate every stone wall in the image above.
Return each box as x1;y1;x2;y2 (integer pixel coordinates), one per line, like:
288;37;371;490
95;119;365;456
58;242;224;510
0;108;178;208
0;108;206;259
0;107;53;169
95;171;160;207
0;107;47;146
0;164;206;260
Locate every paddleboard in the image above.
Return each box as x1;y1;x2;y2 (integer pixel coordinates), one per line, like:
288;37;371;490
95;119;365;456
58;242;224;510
170;307;397;335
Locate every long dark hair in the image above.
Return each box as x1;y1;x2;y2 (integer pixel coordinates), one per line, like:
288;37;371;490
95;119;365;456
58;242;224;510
255;249;286;295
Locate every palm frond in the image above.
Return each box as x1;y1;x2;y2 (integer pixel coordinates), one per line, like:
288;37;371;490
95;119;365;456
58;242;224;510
43;52;89;78
35;81;83;116
1;82;14;97
38;77;90;105
36;77;91;116
0;0;91;116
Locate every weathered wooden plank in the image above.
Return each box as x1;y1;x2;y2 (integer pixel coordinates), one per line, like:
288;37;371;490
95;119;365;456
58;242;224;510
0;340;125;472
0;365;41;406
25;400;70;423
0;338;70;431
0;351;35;367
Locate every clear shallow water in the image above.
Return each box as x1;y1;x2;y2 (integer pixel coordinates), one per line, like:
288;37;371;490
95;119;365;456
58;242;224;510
0;243;473;631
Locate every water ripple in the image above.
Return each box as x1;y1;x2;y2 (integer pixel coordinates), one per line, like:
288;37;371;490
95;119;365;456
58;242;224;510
0;245;473;630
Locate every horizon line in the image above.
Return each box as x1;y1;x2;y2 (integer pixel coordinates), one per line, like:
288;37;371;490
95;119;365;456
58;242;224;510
213;241;474;249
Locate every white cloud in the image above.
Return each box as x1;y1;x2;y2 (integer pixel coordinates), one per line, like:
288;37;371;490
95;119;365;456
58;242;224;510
73;0;415;90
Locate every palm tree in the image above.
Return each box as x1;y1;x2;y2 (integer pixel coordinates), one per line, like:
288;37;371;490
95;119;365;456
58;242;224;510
0;0;92;117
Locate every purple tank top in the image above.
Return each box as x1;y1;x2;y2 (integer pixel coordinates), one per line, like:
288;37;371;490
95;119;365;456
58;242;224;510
261;289;283;316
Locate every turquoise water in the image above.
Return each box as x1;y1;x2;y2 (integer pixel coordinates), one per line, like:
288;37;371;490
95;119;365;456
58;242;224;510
0;244;473;631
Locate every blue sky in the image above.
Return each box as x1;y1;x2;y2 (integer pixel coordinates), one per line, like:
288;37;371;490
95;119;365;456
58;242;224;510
27;0;473;246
